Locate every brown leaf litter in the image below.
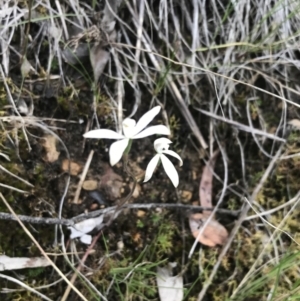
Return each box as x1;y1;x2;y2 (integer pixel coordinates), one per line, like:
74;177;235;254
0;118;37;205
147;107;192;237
189;151;228;247
42;135;60;163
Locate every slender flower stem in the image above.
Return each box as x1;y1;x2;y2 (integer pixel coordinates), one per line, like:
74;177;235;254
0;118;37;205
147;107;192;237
124;139;132;155
105;146;137;227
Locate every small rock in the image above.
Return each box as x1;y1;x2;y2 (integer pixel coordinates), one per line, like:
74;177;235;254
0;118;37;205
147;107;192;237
181;190;193;202
136;210;146;217
82;180;98;191
117;240;124;251
61;159;83;176
42;135;60;163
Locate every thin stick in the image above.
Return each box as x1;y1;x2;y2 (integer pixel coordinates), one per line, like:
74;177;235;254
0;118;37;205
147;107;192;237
0;203;240;226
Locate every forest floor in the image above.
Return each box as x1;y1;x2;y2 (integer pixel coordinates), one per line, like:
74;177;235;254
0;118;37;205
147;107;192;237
1;1;300;301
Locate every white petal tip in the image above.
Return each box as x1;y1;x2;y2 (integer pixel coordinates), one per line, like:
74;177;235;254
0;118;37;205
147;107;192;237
80;235;92;244
83;129;124;139
151;106;161;114
109;157;119;166
109;139;129;166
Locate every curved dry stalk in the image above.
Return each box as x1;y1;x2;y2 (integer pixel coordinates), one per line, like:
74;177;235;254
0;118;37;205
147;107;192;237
0;273;53;301
245;191;300;221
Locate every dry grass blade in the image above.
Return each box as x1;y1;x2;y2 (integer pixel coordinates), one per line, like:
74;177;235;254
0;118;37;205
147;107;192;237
0;273;53;301
123;0;208;149
0;164;33;187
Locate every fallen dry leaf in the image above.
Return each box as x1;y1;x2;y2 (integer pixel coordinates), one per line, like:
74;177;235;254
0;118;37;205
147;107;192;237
0;255;50;271
61;159;83;175
189;150;228;247
189;213;228;247
90;44;110;83
42;135;60;163
199;151;219;214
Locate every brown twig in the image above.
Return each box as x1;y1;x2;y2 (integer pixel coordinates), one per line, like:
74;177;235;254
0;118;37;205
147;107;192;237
0;203;240;226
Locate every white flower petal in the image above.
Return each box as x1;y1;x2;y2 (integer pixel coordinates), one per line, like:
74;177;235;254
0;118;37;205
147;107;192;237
123;118;136;128
144;154;160;183
80;234;92;244
161;154;179;187
131;106;161;136
69;218;98;238
109;138;129;166
133;125;170;139
69;227;85;239
154;137;173;152
122;118;136;137
83;129;124;139
162;150;183;166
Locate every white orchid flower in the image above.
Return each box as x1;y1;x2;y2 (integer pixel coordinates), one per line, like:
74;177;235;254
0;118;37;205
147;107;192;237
83;106;170;166
68;216;104;245
144;138;182;187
